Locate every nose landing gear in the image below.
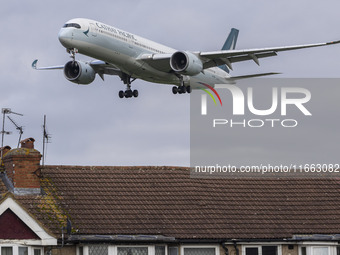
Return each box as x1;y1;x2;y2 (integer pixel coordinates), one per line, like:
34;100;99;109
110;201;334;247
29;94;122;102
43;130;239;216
67;48;78;62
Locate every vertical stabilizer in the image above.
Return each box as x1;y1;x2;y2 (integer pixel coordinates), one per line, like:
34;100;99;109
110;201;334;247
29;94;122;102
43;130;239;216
219;28;239;73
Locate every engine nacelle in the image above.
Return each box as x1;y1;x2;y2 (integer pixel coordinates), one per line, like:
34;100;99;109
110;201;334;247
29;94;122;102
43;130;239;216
170;51;203;75
64;60;96;85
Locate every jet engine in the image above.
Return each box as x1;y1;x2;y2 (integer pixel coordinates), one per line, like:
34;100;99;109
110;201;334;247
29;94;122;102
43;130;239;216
170;51;203;75
64;60;96;85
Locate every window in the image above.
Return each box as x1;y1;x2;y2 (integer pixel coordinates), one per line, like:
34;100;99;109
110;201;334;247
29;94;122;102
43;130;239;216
63;23;81;29
168;247;178;255
1;248;13;255
78;247;84;255
19;247;28;255
89;246;108;255
300;246;331;255
155;246;165;255
0;246;44;255
117;247;148;255
246;248;259;255
312;247;328;255
244;246;278;255
183;247;217;255
34;249;42;255
262;246;278;255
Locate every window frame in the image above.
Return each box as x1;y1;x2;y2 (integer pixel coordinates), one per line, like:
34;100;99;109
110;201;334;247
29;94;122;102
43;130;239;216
32;248;42;255
1;247;14;255
0;245;42;255
242;245;282;255
18;247;28;255
78;245;168;255
167;247;178;255
299;245;336;255
115;245;152;255
181;245;220;255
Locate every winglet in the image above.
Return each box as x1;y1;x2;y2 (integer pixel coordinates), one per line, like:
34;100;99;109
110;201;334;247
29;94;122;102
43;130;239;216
32;59;38;69
326;40;340;45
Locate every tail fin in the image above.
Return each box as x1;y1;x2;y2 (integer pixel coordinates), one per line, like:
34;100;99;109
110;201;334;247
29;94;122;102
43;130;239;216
219;28;239;73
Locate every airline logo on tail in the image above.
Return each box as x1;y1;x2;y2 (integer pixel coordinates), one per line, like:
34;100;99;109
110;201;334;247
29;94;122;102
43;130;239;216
219;28;239;73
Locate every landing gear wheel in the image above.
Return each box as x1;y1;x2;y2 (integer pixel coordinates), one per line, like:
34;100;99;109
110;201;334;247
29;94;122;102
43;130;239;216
172;86;178;94
186;86;192;93
125;90;133;98
118;73;139;99
180;86;186;94
119;90;125;98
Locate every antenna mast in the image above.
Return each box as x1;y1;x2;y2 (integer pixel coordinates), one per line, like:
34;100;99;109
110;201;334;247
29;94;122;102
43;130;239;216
1;108;23;161
7;116;24;148
42;115;51;166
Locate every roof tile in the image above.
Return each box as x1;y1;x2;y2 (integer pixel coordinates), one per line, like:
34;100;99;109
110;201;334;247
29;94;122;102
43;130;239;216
9;166;340;239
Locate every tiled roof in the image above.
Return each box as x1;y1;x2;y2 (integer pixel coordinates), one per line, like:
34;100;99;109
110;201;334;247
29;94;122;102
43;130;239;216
0;178;7;194
9;166;340;240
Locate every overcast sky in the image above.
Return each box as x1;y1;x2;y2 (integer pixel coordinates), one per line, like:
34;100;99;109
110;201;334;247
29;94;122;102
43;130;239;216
1;0;340;166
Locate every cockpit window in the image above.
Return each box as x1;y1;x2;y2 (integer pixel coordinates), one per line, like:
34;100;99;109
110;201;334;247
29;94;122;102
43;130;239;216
63;23;81;29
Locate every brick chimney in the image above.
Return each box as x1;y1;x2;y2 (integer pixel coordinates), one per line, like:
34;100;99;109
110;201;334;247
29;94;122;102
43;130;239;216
2;138;42;195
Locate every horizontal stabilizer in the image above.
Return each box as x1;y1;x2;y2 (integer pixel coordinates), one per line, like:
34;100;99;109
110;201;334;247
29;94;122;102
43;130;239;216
231;72;281;80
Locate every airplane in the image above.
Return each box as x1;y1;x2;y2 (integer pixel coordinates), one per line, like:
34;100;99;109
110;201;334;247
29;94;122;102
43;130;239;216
32;18;340;99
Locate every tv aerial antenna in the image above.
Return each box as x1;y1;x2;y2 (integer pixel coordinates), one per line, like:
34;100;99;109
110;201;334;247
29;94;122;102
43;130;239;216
7;116;24;148
1;108;23;160
42;115;52;166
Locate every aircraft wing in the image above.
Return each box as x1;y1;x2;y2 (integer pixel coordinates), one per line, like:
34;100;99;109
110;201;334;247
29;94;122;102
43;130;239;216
138;54;173;73
140;40;340;72
32;59;64;70
32;59;122;80
89;60;123;78
199;40;340;70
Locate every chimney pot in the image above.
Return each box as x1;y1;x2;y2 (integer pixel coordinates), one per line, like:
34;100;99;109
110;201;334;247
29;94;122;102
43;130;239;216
1;146;11;155
20;138;35;149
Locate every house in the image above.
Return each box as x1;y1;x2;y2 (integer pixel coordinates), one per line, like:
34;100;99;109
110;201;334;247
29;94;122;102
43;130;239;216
1;138;340;255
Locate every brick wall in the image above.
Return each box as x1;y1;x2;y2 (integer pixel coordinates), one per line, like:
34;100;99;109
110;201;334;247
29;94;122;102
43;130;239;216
3;147;42;190
51;246;76;255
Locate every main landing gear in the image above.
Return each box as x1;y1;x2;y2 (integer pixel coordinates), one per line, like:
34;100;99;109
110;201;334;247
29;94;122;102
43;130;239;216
172;75;192;95
118;74;138;99
172;85;192;94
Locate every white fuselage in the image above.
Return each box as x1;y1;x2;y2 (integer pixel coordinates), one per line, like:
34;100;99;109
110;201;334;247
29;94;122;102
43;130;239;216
58;18;232;88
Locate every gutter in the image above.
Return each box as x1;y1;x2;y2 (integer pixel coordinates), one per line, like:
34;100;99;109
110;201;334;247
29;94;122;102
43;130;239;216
63;235;340;245
66;235;177;244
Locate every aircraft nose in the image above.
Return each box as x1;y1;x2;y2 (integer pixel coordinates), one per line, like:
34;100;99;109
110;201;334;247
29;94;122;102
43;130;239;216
58;28;73;47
